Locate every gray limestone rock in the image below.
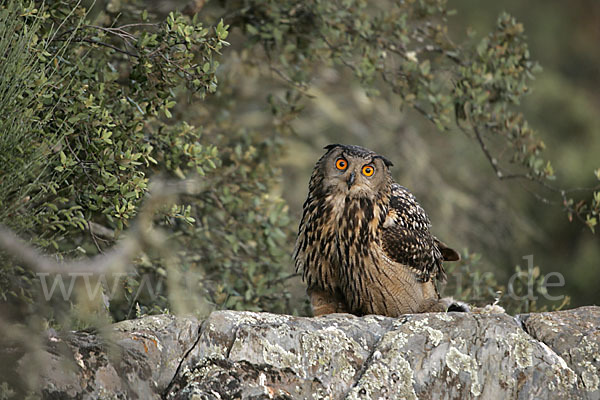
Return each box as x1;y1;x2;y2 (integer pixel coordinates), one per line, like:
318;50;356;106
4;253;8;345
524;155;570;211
518;306;600;399
18;314;201;399
14;306;600;399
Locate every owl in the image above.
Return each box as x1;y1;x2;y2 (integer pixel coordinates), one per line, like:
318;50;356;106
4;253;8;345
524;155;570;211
294;144;466;317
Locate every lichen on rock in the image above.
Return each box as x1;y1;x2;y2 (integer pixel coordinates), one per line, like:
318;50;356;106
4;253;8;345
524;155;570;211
445;346;481;396
15;306;600;399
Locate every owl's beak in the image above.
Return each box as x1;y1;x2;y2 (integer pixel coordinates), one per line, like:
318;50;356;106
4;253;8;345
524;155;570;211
346;171;355;188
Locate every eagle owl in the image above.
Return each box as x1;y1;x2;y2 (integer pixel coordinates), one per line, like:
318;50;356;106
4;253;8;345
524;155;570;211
294;144;465;317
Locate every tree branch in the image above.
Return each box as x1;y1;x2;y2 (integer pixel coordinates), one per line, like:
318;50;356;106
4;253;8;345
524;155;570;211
0;179;208;275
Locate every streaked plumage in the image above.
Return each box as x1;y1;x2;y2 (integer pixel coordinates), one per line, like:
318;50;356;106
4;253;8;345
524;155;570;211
294;144;463;317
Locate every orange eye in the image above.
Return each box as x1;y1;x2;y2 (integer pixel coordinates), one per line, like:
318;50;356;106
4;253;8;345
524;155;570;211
335;158;348;170
362;165;375;177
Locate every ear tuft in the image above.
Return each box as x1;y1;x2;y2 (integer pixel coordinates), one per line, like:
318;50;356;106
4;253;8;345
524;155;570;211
374;155;393;167
324;144;342;152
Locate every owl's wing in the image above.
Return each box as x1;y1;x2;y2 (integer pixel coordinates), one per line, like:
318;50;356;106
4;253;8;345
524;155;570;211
381;184;459;283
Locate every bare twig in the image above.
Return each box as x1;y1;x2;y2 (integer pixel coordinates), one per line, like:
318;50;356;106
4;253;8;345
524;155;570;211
269;66;316;98
79;38;139;57
472;125;529;181
88;222;104;254
469;124;599;224
0;223;138;274
88;222;116;241
268;272;300;286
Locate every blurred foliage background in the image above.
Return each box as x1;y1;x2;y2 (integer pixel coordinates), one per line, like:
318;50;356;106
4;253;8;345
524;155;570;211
0;0;598;346
446;0;600;310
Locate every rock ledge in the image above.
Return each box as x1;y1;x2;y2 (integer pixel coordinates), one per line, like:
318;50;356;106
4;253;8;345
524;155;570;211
24;306;600;399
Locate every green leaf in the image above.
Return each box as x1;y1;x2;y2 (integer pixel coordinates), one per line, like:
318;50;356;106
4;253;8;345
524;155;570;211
586;216;597;233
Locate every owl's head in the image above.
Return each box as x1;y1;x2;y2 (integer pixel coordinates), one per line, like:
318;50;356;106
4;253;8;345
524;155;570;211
315;144;393;198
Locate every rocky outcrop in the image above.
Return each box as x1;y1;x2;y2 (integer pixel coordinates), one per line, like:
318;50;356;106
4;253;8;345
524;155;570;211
16;314;200;399
18;306;600;399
